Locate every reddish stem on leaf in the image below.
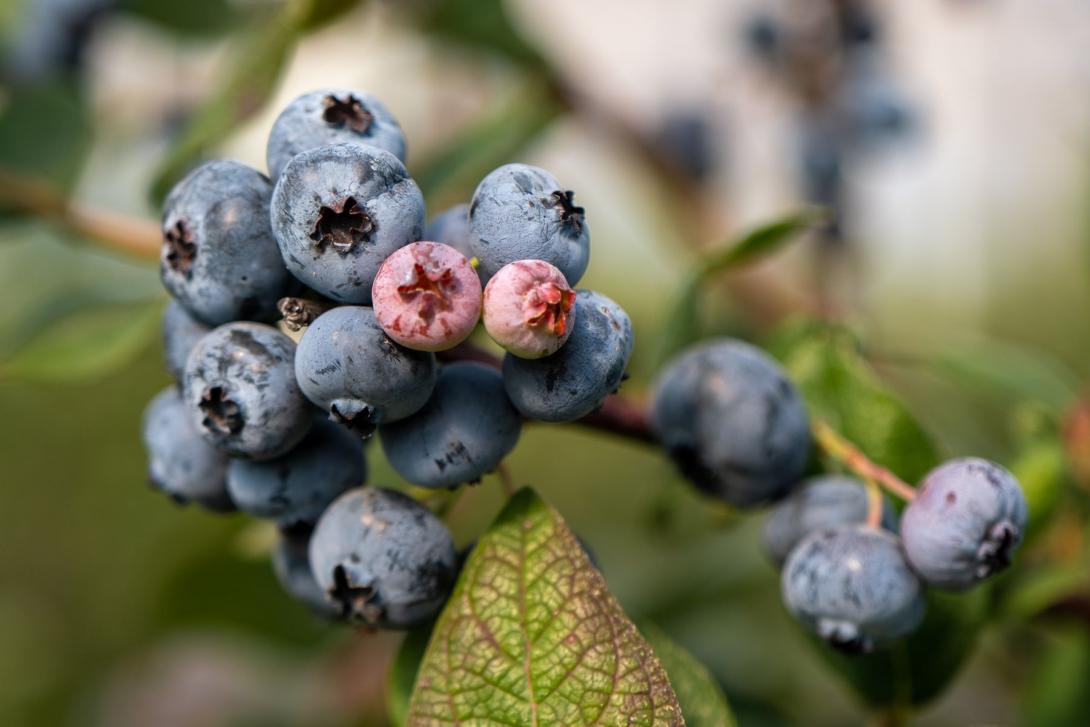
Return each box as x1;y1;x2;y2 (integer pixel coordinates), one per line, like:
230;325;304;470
812;420;917;502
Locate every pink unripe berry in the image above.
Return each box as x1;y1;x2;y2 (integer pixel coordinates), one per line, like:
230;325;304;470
482;259;576;359
372;241;482;352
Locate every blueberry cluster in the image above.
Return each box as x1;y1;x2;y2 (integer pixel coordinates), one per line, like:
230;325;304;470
141;88;633;626
652;340;1029;654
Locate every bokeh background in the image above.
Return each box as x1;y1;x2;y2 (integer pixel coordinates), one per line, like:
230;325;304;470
3;0;1090;725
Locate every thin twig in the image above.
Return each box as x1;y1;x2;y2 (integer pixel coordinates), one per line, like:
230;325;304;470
864;479;883;528
495;462;515;499
812;419;917;502
0;169;160;261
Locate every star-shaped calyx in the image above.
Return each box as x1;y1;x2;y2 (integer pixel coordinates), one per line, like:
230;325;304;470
525;281;575;336
163;219;197;277
321;94;374;134
310;196;374;254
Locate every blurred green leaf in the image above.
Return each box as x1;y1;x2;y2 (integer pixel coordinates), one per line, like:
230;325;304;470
813;589;990;710
1009;438;1068;542
1;300;162;383
406;488;682;724
1002;564;1090;622
387;626;431;727
1022;628;1090;726
656;211;819;366
149;0;364;204
411;80;561;205
932;338;1081;415
0;83;92;195
776;320;940;484
641;623;736;727
119;0;238;36
412;0;545;69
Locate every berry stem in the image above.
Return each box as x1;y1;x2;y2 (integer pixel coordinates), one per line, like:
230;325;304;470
0;169;160;261
812;419;917;502
495;462;515;499
864;479;883;528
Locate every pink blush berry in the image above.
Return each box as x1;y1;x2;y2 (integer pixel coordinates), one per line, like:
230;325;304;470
372;241;482;351
482;259;576;359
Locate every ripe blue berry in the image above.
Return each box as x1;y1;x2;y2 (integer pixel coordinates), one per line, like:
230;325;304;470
161;160;291;325
900;458;1028;590
141;387;232;512
651;339;811;508
294;306;437;436
763;475;896;566
273;529;343;620
162;299;210;382
379;362;522;488
308;487;457;628
270;143;425;304
266;88;407;180
782;525;925;653
468;163;590;285
424;203;476;261
226;417;366;528
501;290;632;422
183;322;311;460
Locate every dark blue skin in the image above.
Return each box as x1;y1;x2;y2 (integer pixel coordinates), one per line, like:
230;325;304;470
424;203;477;258
379;362;522;488
266;88;407;180
183;322;312;460
501;290;633;422
270;143;425;304
162;299;210;382
468;163;590;285
651;339;811;508
161;160;292;325
308;487;457;628
226;417;366;528
763;474;897;566
294;306;437;437
273;529;343;620
141;387;233;512
782;525;926;654
901;458;1028;590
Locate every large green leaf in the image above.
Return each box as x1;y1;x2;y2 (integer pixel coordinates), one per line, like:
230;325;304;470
119;0;238;36
1022;628;1090;726
656;211;820;366
641;623;735;727
0;300;162;383
0;83;92;195
406;488;683;726
774;321;993;708
149;0;364;204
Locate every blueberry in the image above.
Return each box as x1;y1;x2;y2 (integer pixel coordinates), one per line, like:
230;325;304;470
423;203;476;261
266;89;407;180
651;339;811;508
501;289;632;422
900;458;1028;590
183;322;311;460
379;362;522;488
270;143;425;305
483;260;576;359
308;487;458;628
782;525;925;653
141;386;232;512
371;241;482;352
294;306;437;436
162;299;210;382
273;529;343;620
763;475;896;566
227;417;366;528
161;160;291;325
468;163;590;285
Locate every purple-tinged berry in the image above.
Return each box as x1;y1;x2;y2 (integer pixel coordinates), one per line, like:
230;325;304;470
424;203;477;262
273;529;344;620
483;259;576;359
900;458;1028;590
371;241;482;352
162;300;210;382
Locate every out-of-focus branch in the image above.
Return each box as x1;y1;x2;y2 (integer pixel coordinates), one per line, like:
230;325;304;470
0;169;160;261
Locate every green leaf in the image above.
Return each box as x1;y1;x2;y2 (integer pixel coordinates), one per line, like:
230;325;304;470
406;488;683;726
119;0;238;36
412;0;546;69
932;337;1080;415
656;211;819;366
1;300;162;383
1022;628;1090;726
641;623;735;727
777;320;940;483
388;626;432;727
1001;564;1090;622
149;0;364;204
0;83;92;194
1009;438;1068;542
